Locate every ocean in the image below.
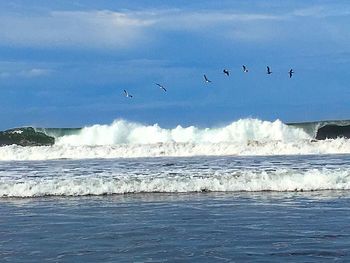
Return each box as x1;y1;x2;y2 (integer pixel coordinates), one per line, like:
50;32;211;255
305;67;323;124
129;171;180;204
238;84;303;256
1;118;350;262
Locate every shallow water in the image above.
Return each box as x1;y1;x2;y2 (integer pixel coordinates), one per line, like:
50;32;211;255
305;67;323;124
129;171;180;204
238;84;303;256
1;154;350;262
1;192;350;262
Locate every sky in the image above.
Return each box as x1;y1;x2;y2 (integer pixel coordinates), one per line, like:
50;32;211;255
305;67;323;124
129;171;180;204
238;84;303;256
0;0;350;129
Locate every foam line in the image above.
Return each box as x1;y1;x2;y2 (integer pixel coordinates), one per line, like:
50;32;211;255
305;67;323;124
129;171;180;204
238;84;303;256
1;168;349;197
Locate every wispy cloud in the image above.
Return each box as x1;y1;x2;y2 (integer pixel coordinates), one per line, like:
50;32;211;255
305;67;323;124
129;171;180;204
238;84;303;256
0;6;350;49
0;67;52;78
19;68;51;77
0;10;155;49
0;9;288;48
151;10;283;29
291;5;350;18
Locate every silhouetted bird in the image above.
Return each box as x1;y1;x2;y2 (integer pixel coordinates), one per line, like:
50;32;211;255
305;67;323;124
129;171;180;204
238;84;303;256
267;66;272;74
289;69;294;78
156;83;167;92
204;74;212;83
223;69;230;76
123;89;133;98
242;65;248;73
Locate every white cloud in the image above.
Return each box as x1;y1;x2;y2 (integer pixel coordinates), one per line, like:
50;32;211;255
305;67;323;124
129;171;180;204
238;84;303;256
0;66;52;79
19;68;51;77
0;6;349;48
291;6;350;18
0;9;290;49
155;11;283;30
0;10;155;49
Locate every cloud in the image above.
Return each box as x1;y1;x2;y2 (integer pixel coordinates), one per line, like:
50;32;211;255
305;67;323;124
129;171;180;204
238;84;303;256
152;10;283;30
0;67;51;79
0;8;289;49
0;6;349;49
19;68;51;77
291;5;350;18
0;10;155;49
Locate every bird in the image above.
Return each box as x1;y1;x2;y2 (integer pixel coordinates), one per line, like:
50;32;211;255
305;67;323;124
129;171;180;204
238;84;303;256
242;65;248;73
156;83;167;92
267;66;272;75
289;69;294;78
203;74;212;83
223;69;230;76
123;89;133;98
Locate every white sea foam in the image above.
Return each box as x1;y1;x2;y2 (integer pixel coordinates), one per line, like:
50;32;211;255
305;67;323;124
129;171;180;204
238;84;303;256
0;118;350;160
10;130;23;134
1;168;349;197
55;118;311;145
0;138;350;160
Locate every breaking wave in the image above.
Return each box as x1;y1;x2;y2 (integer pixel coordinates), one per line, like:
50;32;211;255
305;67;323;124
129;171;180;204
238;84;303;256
1;167;349;197
1;118;350;160
54;118;311;145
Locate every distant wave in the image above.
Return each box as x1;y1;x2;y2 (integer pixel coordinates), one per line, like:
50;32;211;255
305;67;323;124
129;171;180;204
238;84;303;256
54;119;311;145
0;118;349;160
1;167;349;197
36;118;350;145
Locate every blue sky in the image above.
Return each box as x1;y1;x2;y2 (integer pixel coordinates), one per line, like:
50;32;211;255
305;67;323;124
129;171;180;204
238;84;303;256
0;0;350;129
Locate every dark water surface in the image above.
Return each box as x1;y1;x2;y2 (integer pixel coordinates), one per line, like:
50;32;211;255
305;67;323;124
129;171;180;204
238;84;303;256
1;191;350;262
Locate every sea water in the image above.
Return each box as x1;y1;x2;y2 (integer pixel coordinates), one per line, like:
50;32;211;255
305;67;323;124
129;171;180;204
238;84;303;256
1;154;350;262
1;118;350;261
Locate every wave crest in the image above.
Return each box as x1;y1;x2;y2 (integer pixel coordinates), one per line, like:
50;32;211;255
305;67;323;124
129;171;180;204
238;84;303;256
1;168;349;197
56;118;311;146
2;119;350;160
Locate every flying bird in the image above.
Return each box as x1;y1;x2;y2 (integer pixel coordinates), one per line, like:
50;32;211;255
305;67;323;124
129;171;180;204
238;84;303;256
267;66;272;75
242;65;248;73
123;89;133;98
156;83;167;92
203;74;212;83
289;69;294;78
223;69;230;76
